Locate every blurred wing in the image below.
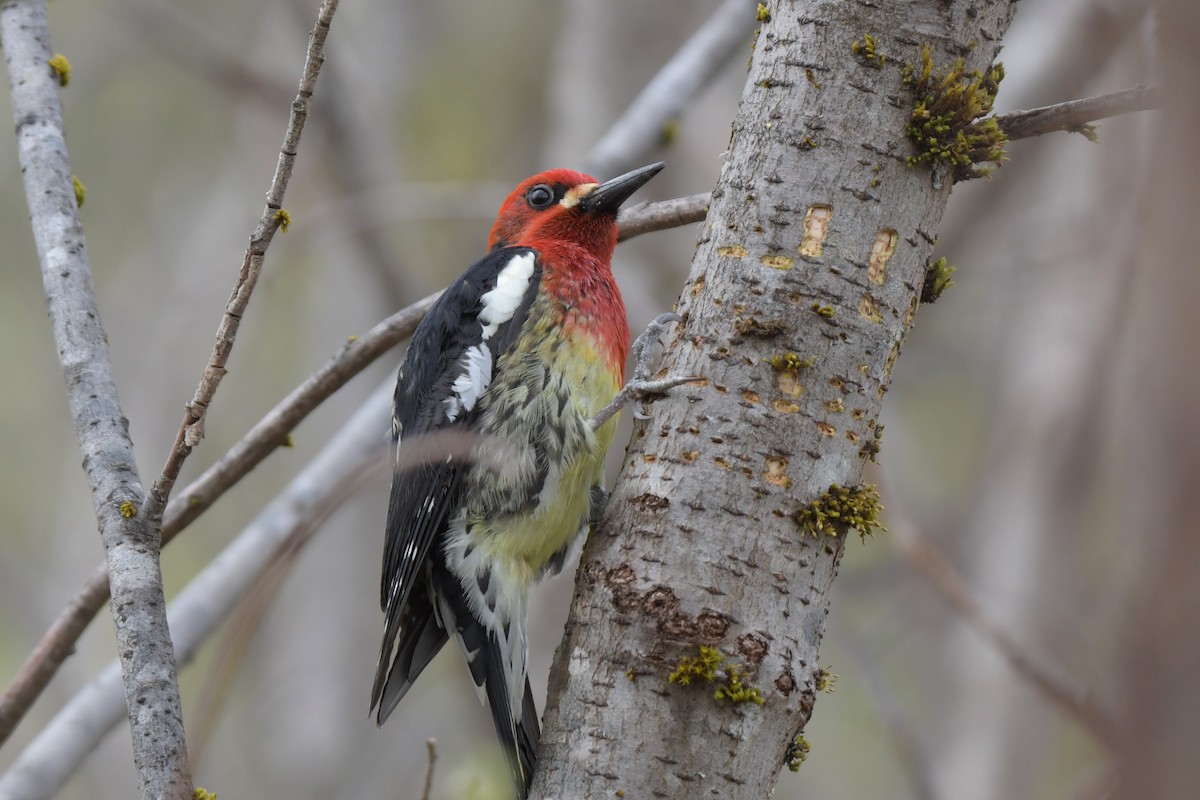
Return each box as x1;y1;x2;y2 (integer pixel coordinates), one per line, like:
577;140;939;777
372;247;542;713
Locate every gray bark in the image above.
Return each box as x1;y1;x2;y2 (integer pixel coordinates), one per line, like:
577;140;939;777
532;2;1017;798
0;1;191;798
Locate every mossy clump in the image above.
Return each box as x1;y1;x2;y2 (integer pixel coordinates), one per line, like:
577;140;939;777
273;208;292;233
1068;123;1100;143
669;645;765;705
794;483;886;542
859;423;884;463
903;45;1006;181
810;303;835;319
851;34;886;68
669;645;723;685
784;734;811;771
194;789;217;800
119;500;138;519
756;3;771;22
921;256;956;303
72;175;86;208
815;667;839;694
713;664;765;705
769;353;814;377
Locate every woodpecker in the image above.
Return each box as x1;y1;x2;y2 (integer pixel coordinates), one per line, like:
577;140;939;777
371;162;665;797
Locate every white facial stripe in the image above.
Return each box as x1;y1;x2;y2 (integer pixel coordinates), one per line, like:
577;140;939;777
559;183;599;209
478;252;535;340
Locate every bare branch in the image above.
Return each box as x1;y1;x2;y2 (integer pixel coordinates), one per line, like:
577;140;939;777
142;0;341;522
617;191;710;242
997;85;1158;141
890;512;1120;751
583;0;758;178
1;2;191;797
0;382;393;800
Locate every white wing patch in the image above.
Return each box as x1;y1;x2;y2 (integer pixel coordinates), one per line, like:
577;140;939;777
443;343;494;422
478;252;535;341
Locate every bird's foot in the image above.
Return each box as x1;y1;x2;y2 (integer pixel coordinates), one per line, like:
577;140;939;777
591;313;699;430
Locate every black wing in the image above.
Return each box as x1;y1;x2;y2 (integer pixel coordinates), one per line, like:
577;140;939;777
371;247;543;716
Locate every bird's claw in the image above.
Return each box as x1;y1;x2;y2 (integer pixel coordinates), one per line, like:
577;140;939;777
628;375;700;420
590;314;697;430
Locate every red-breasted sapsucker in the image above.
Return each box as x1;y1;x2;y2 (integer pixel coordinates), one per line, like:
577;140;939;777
371;162;665;797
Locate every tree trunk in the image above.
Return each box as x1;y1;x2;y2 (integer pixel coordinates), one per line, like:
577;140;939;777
533;1;1018;797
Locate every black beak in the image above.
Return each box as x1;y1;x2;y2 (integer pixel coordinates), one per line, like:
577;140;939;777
579;162;665;215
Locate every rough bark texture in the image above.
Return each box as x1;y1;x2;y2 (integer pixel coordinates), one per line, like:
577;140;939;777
1;1;191;797
532;2;1017;798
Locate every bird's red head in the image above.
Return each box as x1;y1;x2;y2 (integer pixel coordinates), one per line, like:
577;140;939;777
486;163;662;381
487;163;664;262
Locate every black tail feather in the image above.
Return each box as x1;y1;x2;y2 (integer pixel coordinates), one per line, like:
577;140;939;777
477;638;540;798
372;584;449;724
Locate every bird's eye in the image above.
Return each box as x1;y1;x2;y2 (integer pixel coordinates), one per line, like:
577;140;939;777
526;184;555;209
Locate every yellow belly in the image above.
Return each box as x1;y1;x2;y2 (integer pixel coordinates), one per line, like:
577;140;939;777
467;320;622;587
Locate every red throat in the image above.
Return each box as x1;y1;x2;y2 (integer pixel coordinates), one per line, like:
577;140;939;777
535;239;630;381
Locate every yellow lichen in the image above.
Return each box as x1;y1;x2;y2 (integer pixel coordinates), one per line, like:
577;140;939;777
119;500;137;519
48;53;71;87
273;208;292;233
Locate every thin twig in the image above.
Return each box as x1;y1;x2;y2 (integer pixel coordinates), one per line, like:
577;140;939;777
421;739;438;800
141;0;341;523
997;85;1158;140
890;514;1121;752
0;382;393;800
583;0;758;178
